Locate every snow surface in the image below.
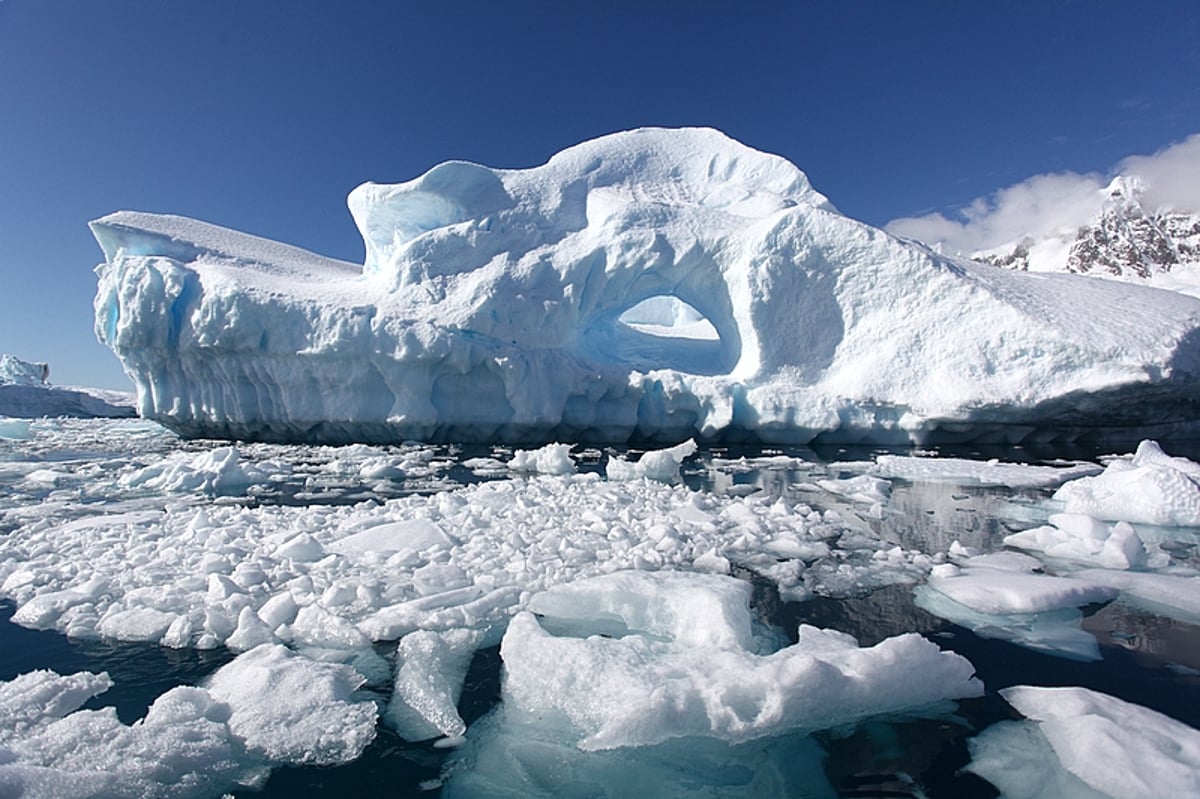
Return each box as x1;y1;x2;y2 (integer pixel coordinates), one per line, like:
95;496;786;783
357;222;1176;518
92;127;1200;445
967;686;1200;799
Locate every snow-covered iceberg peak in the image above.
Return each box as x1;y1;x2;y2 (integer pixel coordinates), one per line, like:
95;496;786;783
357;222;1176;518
348;127;833;282
92;127;1200;445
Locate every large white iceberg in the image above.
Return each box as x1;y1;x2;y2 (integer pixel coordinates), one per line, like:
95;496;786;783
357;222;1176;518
91;127;1200;444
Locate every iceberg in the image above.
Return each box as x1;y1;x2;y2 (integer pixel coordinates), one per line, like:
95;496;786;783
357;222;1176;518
92;127;1200;445
0;353;134;420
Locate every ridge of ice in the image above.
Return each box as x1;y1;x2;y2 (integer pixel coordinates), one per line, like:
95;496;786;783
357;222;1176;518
92;127;1200;445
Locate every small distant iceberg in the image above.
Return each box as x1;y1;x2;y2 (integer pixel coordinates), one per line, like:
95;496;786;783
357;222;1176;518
91;127;1200;445
0;353;134;420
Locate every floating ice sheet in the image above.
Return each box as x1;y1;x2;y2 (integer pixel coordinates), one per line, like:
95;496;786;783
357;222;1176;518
0;644;376;799
500;571;983;750
914;552;1115;660
870;454;1102;488
967;685;1200;798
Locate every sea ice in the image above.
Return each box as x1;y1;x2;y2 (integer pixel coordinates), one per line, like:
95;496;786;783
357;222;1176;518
119;445;285;495
605;439;697;482
506;442;576;475
0;417;31;440
1;464;888;654
203;643;376;765
1053;440;1200;526
1003;513;1157;570
924;557;1116;615
499;570;982;750
967;686;1200;798
0;644;377;798
91;128;1200;445
386;627;485;741
1072;568;1200;625
914;551;1115;660
869;454;1102;489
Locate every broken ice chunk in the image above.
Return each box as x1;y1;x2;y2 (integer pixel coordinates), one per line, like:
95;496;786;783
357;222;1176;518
386;628;484;741
967;685;1200;798
501;570;981;750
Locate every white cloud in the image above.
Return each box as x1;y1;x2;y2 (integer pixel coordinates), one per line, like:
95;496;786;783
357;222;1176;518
1120;133;1200;213
885;133;1200;256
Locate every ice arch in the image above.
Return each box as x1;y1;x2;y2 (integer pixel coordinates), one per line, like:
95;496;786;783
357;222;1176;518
603;295;725;375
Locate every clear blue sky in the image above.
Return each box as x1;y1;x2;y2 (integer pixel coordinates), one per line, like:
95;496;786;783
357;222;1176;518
2;0;1198;389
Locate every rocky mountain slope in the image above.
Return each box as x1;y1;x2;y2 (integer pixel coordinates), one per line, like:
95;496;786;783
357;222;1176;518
974;176;1200;284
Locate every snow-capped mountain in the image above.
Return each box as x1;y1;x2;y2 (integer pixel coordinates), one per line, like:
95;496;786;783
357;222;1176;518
974;176;1200;285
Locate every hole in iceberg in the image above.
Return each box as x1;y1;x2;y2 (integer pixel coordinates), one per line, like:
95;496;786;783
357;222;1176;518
597;295;727;375
618;296;720;342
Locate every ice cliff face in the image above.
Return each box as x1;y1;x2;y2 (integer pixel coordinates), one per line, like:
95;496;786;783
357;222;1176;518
975;176;1200;283
91;128;1200;445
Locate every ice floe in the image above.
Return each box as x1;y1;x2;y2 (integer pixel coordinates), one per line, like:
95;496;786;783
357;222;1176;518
1003;513;1160;570
870;454;1102;488
914;551;1116;660
498;571;982;750
1054;440;1200;526
0;644;376;798
967;685;1200;799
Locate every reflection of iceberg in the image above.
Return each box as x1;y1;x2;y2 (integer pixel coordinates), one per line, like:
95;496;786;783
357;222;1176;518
92;128;1200;445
